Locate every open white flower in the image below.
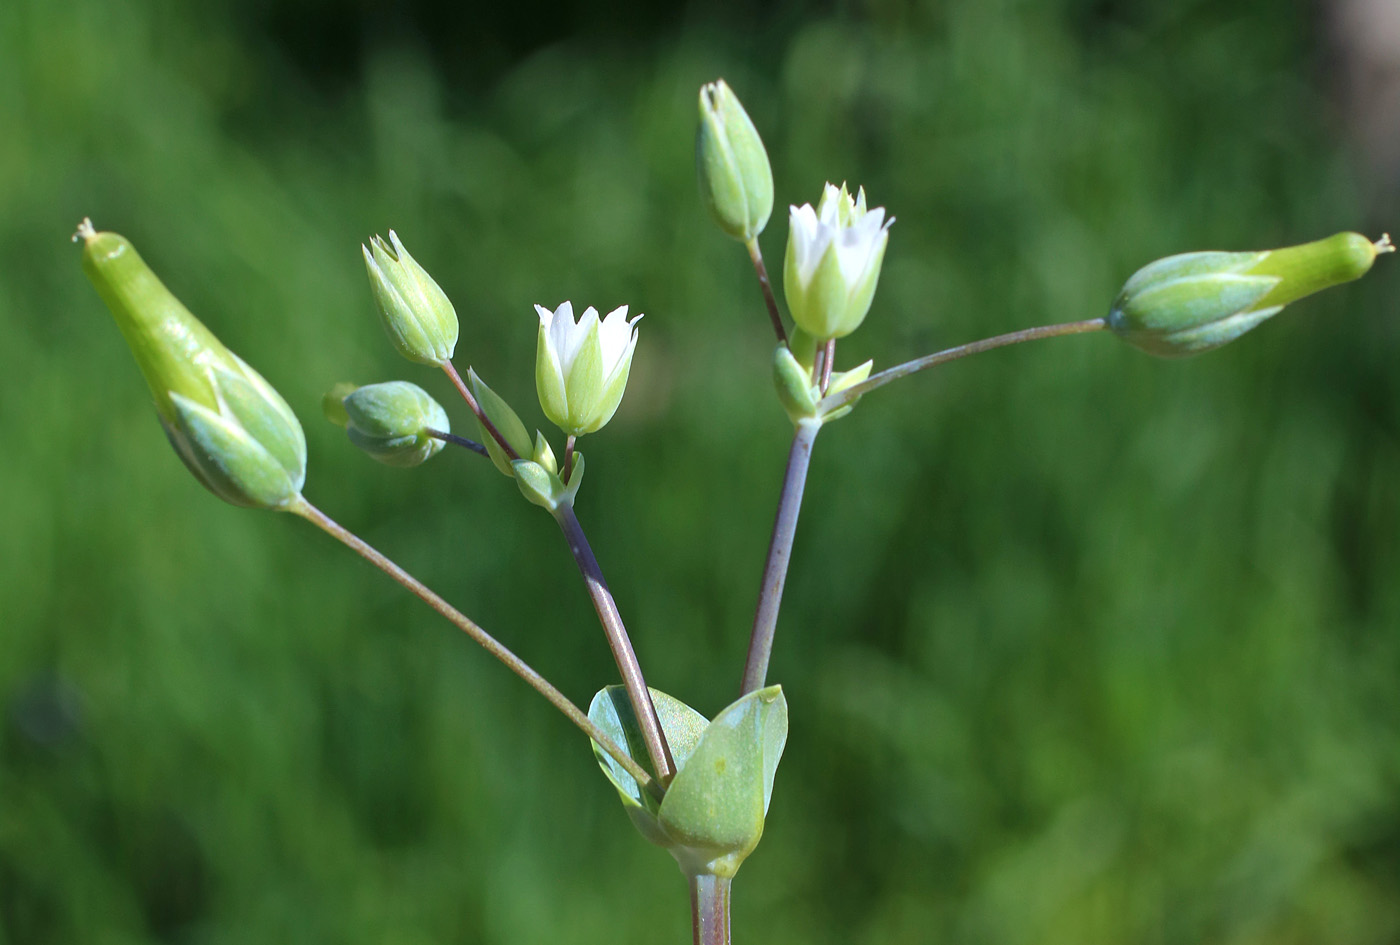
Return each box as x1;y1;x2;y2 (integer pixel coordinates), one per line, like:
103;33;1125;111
783;183;892;340
535;301;642;436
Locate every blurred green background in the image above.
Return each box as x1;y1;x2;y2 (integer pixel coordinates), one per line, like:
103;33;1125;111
4;0;1400;941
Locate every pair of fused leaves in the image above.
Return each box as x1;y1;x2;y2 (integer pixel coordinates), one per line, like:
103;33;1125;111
589;685;788;879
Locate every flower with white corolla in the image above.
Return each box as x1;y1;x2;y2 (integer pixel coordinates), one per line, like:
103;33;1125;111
783;183;893;340
535;301;642;437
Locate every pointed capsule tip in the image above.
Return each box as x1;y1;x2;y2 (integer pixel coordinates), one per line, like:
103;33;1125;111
1376;234;1395;255
73;217;97;244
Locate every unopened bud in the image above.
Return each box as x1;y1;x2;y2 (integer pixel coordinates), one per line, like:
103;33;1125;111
362;230;459;365
336;381;450;468
696;80;774;242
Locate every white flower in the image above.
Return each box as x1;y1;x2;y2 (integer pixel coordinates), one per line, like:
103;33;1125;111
535;301;642;436
783;183;893;340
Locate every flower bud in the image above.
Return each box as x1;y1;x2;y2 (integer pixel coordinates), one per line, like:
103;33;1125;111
466;368;534;477
784;184;893;341
535;302;641;437
362;230;459;365
334;381;450;468
1109;232;1394;357
772;344;872;426
78;219;306;510
512;437;585;512
696;79;774;242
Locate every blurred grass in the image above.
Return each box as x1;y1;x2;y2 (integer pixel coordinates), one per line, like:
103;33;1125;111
3;0;1400;942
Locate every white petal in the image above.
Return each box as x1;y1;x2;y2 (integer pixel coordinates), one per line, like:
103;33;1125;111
597;305;637;373
789;203;831;286
535;303;556;329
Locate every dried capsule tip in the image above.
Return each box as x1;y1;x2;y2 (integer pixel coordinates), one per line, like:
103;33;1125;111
73;218;97;244
1376;234;1395;254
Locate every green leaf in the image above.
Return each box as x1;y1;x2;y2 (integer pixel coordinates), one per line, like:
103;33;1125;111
587;685;789;879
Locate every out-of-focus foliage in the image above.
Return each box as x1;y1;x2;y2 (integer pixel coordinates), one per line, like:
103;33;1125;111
2;0;1399;942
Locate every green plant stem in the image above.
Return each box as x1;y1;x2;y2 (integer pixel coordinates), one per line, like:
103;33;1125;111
442;359;521;461
289;495;664;804
817;317;1108;414
690;875;732;945
745;238;787;345
425;428;488;457
553;503;677;784
740;417;821;695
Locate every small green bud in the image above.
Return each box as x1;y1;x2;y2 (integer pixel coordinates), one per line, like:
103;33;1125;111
362;230;459;366
335;381;450;468
772;344;873;427
1109;232;1394;357
535;301;641;437
784;183;893;340
78;219;306;511
696;79;774;242
511;452;584;512
466;368;534;477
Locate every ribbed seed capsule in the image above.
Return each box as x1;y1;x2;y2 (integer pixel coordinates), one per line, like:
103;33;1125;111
78;219;307;510
1108;232;1393;357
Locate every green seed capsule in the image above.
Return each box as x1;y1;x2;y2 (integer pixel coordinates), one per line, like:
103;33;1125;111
1109;232;1393;357
338;381;450;468
78;219;307;510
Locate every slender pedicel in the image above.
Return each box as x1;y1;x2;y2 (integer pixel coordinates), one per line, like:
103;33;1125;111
291;496;664;804
819;318;1109;414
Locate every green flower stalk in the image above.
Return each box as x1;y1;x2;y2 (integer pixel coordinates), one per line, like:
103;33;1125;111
696;79;774;242
783;183;893;341
77;219;306;510
329;381;451;468
1108;232;1395;356
535;301;641;438
362;230;459;366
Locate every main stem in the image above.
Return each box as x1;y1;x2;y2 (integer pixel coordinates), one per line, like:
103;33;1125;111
289;496;664;804
690;875;732;945
553;503;677;784
818;318;1108;414
740;418;821;695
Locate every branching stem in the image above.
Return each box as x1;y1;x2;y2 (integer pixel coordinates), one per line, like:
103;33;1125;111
289;496;664;804
553;504;677;784
818;318;1108;414
425;428;488;457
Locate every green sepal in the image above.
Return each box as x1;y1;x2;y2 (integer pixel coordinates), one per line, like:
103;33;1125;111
167;391;301;510
467;368;534;477
565;318;605;432
588;684;790;879
534;321;569;429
